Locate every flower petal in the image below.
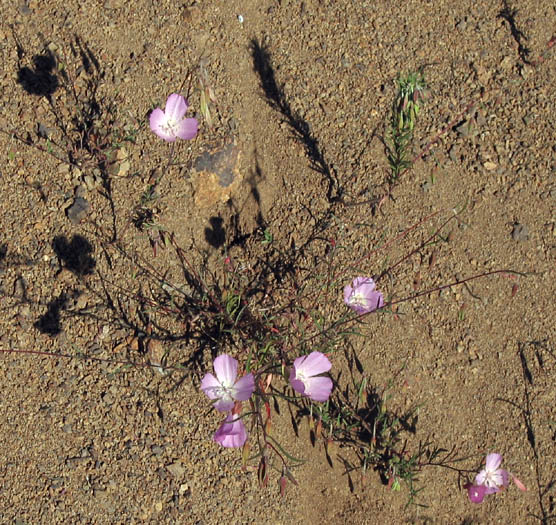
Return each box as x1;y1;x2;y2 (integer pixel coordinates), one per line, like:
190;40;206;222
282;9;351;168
350;303;368;315
164;93;188;122
290;377;306;396
233;373;255;401
213;414;248;448
344;277;384;313
475;470;487;486
498;468;510;488
343;284;354;304
467;483;487;504
292;355;307;370
361;287;384;310
353;276;374;289
475;469;486;485
200;373;221;399
213;397;235;412
149;108;175;142
296;351;331;377
176;117;198;140
512;475;527;491
485;453;503;471
303;376;333;402
213;354;238;386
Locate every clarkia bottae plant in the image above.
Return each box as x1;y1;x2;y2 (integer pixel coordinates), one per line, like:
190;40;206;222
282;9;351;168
4;42;532;510
201;351;334;450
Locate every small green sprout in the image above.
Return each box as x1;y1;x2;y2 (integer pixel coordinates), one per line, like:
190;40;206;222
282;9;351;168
261;228;273;245
386;70;427;183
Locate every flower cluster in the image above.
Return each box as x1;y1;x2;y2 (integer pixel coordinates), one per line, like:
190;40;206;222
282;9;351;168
198;276;386;449
466;453;526;504
200;354;254;448
201;352;333;448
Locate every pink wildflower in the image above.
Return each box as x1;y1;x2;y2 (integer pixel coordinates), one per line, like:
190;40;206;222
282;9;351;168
149;93;198;142
289;351;333;402
475;453;510;495
200;354;255;412
344;277;384;314
467;452;521;504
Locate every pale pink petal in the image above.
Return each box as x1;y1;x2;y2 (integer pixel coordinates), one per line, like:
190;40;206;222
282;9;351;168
233;373;255;401
343;284;354;304
352;276;372;288
359;282;377;295
344;277;384;314
499;469;510;488
483;485;499;495
149;108;174;142
303;376;333;402
292;355;306;370
475;469;500;493
200;373;221;399
290;377;306;396
149;108;166;131
164;93;187;121
212;397;235;413
213;414;248;448
475;470;488;486
213;354;238;386
176;117;198;140
370;291;385;310
297;351;331;376
360;284;384;310
485;453;503;471
289;367;297;383
351;303;368;315
512;475;527;491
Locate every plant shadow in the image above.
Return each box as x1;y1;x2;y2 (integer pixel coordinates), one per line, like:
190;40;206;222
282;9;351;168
250;38;341;203
17;50;59;97
497;340;556;524
52;234;96;276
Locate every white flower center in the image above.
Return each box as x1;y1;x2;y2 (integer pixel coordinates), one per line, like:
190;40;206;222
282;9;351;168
483;469;501;488
161;116;181;136
214;379;235;402
348;291;368;308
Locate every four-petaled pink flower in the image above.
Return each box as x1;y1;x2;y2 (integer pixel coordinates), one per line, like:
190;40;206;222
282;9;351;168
467;452;521;504
150;93;198;142
289;351;333;402
201;354;255;412
475;453;509;495
213;413;248;448
344;277;384;314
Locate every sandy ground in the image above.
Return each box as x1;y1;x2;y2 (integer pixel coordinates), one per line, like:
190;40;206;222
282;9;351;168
0;1;555;523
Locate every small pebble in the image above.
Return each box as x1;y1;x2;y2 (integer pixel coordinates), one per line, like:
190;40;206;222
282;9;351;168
166;462;186;478
66;197;91;224
511;222;529;241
